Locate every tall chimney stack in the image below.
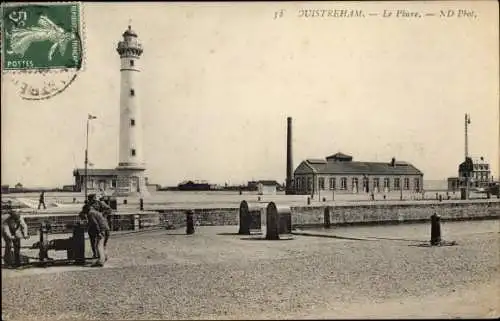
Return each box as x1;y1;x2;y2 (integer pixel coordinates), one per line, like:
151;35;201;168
286;117;294;195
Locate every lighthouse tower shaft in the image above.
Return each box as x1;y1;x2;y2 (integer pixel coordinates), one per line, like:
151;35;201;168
115;25;148;197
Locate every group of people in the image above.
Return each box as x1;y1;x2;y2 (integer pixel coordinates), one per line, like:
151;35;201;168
79;193;112;267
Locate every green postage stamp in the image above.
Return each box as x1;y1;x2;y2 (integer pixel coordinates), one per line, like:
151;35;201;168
1;2;83;71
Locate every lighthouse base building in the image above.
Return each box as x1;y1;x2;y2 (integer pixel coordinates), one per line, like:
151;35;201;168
115;168;149;197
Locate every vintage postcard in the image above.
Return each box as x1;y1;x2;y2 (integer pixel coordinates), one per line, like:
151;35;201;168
1;1;499;320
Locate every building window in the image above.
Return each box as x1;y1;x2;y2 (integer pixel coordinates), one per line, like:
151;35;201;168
352;177;359;192
130;118;135;126
130;60;134;67
131;149;136;156
319;177;325;190
329;177;336;190
404;177;410;190
383;178;390;190
394;178;401;190
111;179;117;188
340;177;347;190
130;89;135;96
307;177;312;192
414;178;420;192
373;178;380;191
362;176;369;192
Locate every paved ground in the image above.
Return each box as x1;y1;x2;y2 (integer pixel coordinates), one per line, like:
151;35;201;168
2;221;499;320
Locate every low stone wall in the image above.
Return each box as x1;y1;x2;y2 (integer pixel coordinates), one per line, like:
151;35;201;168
18;200;500;234
21;211;160;235
157;208;239;227
291;200;500;228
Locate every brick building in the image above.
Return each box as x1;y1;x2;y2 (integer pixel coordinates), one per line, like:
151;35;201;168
293;152;423;196
73;169;118;193
449;156;493;191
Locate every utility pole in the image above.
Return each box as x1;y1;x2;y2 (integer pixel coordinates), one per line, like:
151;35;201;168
464;114;471;198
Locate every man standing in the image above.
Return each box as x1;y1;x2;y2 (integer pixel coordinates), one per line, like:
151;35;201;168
79;194;111;266
38;191;46;210
2;201;29;267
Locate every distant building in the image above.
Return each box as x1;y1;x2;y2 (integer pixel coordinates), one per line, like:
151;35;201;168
1;185;9;194
294;152;424;195
257;180;280;195
469;157;492;187
247;181;259;191
177;180;212;191
14;183;24;191
455;156;492;190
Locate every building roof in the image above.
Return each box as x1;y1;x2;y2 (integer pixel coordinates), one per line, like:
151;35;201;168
326;152;353;161
295;158;423;176
73;168;118;176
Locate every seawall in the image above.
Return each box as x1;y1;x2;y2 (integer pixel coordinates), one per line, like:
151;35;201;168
291;200;500;228
18;200;500;234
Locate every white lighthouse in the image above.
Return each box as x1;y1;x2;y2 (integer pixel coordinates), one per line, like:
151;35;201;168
115;25;148;197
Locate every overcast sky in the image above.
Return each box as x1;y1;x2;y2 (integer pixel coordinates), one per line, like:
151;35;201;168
1;1;499;188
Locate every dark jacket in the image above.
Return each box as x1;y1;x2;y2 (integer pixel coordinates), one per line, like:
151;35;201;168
80;201;110;234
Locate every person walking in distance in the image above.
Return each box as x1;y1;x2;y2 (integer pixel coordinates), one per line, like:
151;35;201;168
2;201;29;267
38;191;46;210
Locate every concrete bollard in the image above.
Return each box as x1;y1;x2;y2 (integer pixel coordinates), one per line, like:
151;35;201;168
430;213;442;246
238;201;262;235
324;207;331;228
265;202;281;240
186;210;195;235
307;197;311;205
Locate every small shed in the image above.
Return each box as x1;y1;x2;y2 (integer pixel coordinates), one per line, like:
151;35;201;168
257;180;279;195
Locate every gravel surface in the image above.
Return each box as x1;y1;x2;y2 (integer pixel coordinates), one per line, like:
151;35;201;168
2;223;499;320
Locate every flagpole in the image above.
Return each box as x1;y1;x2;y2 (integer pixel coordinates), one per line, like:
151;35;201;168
84;115;96;200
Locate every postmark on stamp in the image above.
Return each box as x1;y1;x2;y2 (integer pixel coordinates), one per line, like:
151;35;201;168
1;2;83;71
